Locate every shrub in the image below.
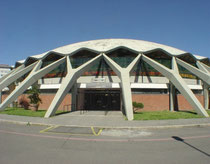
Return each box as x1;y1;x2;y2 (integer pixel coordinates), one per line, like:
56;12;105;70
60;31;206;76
133;102;144;109
27;84;42;105
19;97;29;109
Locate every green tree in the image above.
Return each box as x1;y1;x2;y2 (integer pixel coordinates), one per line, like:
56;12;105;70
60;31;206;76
27;84;42;111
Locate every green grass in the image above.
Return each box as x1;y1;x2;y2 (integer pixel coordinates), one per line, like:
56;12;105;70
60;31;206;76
134;110;210;120
0;107;70;117
0;107;210;120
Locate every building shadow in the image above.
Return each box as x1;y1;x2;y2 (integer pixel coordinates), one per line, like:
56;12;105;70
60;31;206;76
174;92;179;111
172;136;210;157
142;61;152;83
55;111;71;116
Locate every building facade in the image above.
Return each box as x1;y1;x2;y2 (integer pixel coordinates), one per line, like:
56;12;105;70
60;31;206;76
0;64;12;78
0;64;12;103
0;39;209;120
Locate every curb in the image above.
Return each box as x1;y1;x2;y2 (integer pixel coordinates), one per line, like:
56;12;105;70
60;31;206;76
0;118;55;127
1;118;210;130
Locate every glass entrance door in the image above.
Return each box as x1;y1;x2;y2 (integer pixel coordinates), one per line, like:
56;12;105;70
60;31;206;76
83;89;120;111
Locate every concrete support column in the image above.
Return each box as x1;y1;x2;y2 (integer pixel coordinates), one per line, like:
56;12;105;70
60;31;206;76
71;83;77;111
177;58;210;85
0;57;66;111
142;54;209;117
169;82;176;112
44;72;77;117
44;55;102;118
102;53;141;120
0;91;2;104
0;64;24;84
196;61;210;110
169;57;178;112
0;62;37;91
203;83;209;109
120;71;133;120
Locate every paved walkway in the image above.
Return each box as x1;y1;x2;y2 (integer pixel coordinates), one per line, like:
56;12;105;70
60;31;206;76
0;111;210;129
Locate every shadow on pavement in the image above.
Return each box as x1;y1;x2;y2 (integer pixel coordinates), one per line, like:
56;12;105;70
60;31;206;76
172;136;210;157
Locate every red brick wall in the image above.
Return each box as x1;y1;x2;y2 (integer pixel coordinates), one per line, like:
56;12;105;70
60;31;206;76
38;94;72;110
177;94;204;110
132;94;204;111
1;95;8;102
1;93;205;111
132;94;169;111
1;94;72;111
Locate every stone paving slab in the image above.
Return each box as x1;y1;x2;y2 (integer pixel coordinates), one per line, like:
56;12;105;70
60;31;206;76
48;126;95;134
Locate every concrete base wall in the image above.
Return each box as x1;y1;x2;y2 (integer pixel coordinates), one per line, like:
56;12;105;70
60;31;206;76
1;93;205;111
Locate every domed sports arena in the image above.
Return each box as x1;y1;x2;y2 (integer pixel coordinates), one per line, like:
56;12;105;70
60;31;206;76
0;39;209;120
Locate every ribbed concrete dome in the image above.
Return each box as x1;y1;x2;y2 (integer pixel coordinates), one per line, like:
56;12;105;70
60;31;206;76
16;39;208;65
2;39;209;120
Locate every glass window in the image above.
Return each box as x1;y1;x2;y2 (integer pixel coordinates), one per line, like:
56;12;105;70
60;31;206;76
82;59;117;76
106;48;138;68
132;88;168;94
70;50;98;68
43;62;67;78
178;65;196;79
41;53;66;78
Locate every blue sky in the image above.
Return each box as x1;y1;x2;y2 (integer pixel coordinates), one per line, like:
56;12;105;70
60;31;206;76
0;0;210;65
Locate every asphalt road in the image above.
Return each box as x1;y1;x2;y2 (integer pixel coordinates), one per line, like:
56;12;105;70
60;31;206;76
0;122;210;164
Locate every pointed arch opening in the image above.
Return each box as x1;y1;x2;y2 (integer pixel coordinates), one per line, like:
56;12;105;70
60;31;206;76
144;49;172;69
41;53;67;79
106;47;138;68
70;49;99;69
25;57;38;67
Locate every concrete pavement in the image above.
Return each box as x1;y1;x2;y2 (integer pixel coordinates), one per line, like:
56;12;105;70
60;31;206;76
0;111;210;129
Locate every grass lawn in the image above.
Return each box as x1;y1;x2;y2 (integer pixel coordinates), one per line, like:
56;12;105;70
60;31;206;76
134;110;210;120
0;107;210;120
0;107;70;117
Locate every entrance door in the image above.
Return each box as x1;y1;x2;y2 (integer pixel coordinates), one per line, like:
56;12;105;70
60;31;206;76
80;89;120;111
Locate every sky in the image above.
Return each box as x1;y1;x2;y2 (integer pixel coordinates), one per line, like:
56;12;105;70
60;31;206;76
0;0;210;66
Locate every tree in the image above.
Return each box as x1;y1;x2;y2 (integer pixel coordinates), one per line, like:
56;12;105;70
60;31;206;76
27;84;42;111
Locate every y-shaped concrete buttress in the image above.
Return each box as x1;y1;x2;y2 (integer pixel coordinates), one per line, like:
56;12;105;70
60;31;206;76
196;61;210;109
199;62;210;73
169;57;179;111
103;54;141;120
44;54;103;118
142;55;209;117
176;58;210;85
0;62;37;91
0;57;66;110
0;65;25;84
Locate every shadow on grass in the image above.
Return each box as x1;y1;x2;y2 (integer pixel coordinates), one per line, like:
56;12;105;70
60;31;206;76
134;111;143;114
178;110;197;115
134;110;198;115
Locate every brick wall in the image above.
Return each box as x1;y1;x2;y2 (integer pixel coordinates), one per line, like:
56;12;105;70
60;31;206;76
132;94;204;111
177;94;204;110
1;94;72;111
1;93;205;111
132;94;169;111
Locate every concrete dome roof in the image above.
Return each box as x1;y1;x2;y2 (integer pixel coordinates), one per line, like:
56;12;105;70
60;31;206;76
16;39;208;65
